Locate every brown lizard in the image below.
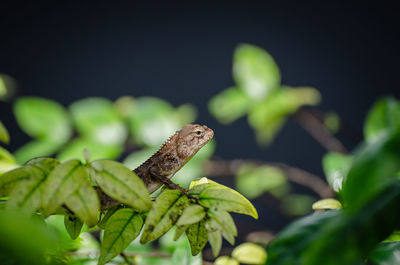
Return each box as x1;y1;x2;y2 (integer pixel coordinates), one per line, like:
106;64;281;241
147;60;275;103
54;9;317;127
100;124;214;209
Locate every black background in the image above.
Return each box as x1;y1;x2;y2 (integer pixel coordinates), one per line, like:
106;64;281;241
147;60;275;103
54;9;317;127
1;1;399;238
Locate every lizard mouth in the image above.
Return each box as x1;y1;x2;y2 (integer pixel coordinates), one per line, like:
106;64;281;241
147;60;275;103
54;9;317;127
202;125;214;140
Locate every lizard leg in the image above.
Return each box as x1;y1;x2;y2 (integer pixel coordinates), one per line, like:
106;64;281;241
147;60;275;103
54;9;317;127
149;166;198;202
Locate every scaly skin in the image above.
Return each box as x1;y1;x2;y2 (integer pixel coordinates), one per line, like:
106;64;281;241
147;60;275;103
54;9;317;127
100;124;214;209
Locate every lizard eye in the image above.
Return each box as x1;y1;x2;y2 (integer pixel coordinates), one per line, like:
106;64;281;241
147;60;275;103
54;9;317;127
195;130;202;136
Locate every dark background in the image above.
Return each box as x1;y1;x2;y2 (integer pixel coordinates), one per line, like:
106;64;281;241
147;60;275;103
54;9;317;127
1;1;399;238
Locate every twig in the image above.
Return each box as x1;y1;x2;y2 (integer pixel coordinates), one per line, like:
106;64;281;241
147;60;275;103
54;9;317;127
293;108;348;154
68;250;171;258
203;159;334;198
120;252;134;265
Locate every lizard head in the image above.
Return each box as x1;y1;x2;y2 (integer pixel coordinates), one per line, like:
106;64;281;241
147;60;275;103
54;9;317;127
176;124;214;159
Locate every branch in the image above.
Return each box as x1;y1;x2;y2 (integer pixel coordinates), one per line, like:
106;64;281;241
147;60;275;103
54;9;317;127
68;250;171;258
203;159;334;198
293;108;348;154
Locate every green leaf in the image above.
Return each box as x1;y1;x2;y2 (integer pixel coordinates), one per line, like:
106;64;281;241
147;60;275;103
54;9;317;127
7;171;47;213
128;97;182;146
236;164;286;199
140;190;190;243
206;219;222;257
57;137;123;162
0;121;10;144
90;160;152;211
14;140;64;164
13;97;71;142
267;183;400;265
233;44;281;100
364;97;400;142
199;188;258;219
25;157;60;174
170;236;203;265
174;225;189;241
281;194;314;216
42;159;87;215
322;152;353;192
99;208;143;265
215;256;239;265
98;206;121;229
324;112;341;134
247;87;320;145
208;87;252;124
186;219;208;256
0;165;42;197
342;131;400;211
208;209;237;245
189;178;258;219
69;97;127;145
0;146;17;173
232;242;267;265
64;179;100;227
176;205;205;227
0;210;62;265
312;198;342;210
64;214;83;240
368;242;400;265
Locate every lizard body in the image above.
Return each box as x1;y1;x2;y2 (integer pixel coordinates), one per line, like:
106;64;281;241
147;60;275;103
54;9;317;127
99;124;214;209
134;124;214;193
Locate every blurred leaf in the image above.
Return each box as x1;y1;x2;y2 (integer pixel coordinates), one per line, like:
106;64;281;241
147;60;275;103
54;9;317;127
208;209;237;245
233;44;280;100
90;160;152;211
69;97;127;145
64;179;100;227
128;97;181;146
123;147;158;170
0;146;18;173
64;214;83;240
13;97;71;142
364;97;400;142
312;198;342;210
99;209;143;265
170;236;203;265
0;211;61;265
209;87;252;124
324;112;341;134
141;190;190;243
322;152;353;192
368;242;400;265
236;164;286;199
0;121;10;144
176;205;205;227
248;87;321;145
206;219;222;257
0;164;42;196
98;206;121;229
42;159;86;215
281;194;314;216
215;256;239;265
186;219;208;256
175;104;198;125
384;231;400;243
232;242;267;265
14;140;64;164
199;188;258;219
342;131;400;211
57;137;123;162
267;183;400;265
0;74;16;101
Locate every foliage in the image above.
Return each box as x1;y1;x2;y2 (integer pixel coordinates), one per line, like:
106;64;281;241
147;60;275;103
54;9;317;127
1;43;399;265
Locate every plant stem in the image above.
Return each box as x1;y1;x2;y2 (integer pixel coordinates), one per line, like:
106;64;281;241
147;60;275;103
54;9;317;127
203;159;334;198
120;252;134;265
293;108;348;154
